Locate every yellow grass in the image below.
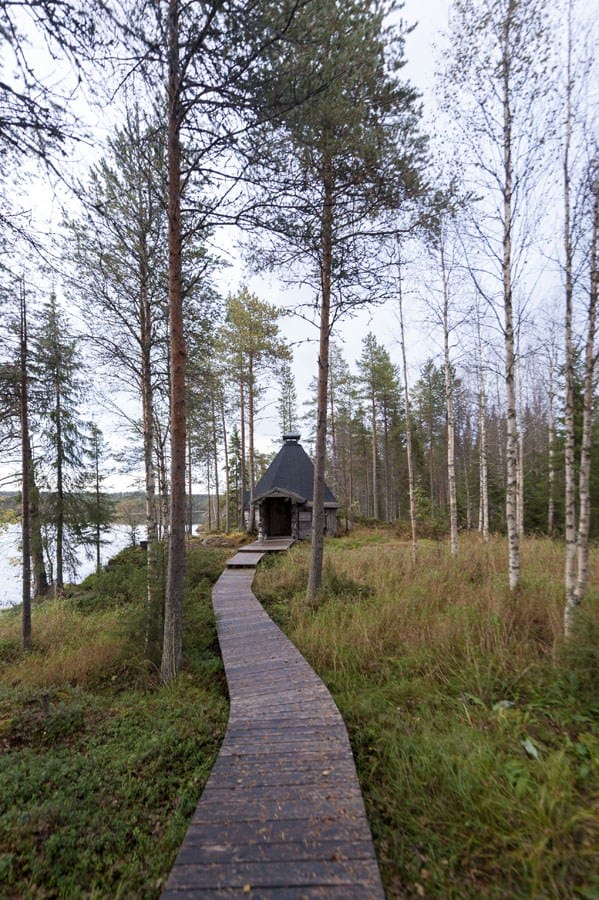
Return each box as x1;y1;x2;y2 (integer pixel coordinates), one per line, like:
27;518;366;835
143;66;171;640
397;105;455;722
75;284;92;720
0;601;129;689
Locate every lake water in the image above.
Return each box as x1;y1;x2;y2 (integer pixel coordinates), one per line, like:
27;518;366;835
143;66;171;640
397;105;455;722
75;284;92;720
0;524;143;609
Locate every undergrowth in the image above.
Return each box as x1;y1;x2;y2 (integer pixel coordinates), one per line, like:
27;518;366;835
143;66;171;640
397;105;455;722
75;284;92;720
254;531;599;899
0;544;230;897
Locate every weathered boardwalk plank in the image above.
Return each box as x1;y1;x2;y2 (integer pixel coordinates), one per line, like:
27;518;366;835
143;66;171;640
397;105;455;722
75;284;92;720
162;553;384;899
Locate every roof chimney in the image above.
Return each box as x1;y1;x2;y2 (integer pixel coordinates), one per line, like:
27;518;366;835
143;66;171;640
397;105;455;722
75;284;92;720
282;433;301;444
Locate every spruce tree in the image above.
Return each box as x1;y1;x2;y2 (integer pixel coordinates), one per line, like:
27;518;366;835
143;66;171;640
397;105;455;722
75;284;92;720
31;292;91;592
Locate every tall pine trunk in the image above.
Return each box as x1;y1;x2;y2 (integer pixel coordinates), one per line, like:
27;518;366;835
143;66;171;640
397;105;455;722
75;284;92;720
239;378;246;531
247;356;256;532
307;159;333;600
161;0;186;683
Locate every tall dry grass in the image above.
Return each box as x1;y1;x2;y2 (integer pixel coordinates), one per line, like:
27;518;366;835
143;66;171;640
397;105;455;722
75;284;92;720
256;531;597;698
0;600;130;689
254;531;598;897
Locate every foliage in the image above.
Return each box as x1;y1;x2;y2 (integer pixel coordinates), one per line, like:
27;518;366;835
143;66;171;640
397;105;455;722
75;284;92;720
0;542;229;896
254;532;599;898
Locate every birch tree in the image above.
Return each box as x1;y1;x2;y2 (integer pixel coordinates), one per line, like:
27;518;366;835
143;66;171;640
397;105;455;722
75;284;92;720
445;0;551;589
566;158;599;633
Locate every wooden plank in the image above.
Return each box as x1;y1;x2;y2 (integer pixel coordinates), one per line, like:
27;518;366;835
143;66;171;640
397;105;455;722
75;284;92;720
226;552;266;568
162;554;384;899
165;858;383;890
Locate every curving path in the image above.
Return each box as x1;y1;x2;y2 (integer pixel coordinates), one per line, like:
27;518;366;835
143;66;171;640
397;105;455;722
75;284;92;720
162;540;384;898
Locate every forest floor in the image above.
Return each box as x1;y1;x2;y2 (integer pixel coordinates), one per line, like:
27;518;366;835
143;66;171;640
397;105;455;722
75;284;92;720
0;530;597;898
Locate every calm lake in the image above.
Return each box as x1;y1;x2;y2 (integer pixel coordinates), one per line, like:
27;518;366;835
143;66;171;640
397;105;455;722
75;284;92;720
0;524;142;610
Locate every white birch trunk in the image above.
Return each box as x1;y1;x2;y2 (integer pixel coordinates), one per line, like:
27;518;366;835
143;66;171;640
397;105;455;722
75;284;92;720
568;166;599;632
501;10;520;591
516;347;525;537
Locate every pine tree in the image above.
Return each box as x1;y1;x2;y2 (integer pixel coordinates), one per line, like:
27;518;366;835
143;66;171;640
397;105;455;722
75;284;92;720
243;0;426;597
221;288;291;532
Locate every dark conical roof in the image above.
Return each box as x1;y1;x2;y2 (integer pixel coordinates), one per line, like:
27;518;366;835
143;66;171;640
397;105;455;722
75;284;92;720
253;437;338;506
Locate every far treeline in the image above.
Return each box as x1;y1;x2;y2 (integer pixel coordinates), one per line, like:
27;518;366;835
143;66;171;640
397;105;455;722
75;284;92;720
0;1;596;677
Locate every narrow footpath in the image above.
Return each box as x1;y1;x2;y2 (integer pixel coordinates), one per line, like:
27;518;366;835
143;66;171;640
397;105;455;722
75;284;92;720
162;539;385;899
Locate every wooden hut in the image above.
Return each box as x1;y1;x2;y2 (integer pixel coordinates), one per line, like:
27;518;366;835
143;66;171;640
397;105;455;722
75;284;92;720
251;434;338;540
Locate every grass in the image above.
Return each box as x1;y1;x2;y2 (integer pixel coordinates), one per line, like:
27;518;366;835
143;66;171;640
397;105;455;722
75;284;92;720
0;543;230;898
253;531;599;899
1;531;596;898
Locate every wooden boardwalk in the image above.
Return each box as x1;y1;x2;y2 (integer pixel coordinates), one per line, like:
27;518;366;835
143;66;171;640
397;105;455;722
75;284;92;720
162;542;384;898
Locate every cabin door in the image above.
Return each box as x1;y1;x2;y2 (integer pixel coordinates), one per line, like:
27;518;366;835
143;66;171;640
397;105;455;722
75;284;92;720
266;498;292;536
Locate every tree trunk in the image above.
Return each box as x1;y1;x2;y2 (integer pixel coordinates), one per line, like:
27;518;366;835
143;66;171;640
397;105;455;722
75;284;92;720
161;0;185;683
568;165;598;631
187;434;193;536
307;159;333;600
397;248;417;564
441;240;458;555
20;281;31;649
563;7;577;615
221;399;230;533
55;384;64;593
502;12;520;590
212;394;221;532
239;378;246;531
516;346;525;537
547;342;556;534
28;441;48;598
247;356;256;532
370;387;379;520
141;271;163;663
477;320;489;542
328;365;338;496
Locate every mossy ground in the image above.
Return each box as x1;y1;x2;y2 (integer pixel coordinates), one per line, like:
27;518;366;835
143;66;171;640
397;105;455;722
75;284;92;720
0;543;230;898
